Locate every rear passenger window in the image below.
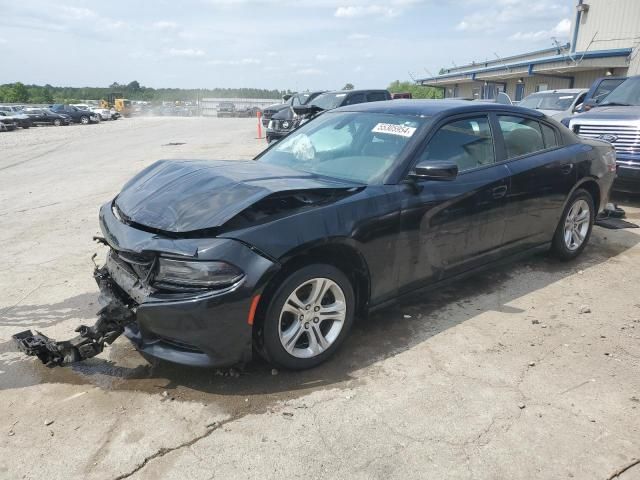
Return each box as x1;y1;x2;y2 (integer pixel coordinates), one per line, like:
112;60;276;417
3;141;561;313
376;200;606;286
345;93;366;105
420;116;495;172
367;92;388;102
498;115;545;159
540;123;558;149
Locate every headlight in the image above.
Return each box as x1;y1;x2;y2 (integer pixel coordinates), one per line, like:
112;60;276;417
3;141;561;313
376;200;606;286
268;120;274;129
155;257;244;289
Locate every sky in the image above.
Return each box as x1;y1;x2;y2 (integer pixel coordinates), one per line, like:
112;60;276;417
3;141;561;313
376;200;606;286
0;0;575;91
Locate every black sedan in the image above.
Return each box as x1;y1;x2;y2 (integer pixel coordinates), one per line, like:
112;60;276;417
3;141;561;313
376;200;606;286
23;108;71;126
15;101;616;370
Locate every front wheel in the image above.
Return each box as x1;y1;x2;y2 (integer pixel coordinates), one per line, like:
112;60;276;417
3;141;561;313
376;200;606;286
53;119;61;126
261;264;355;370
80;115;89;125
550;189;594;261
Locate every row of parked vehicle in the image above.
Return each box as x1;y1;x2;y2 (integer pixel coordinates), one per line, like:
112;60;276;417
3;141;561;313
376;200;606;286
0;103;121;132
257;76;639;193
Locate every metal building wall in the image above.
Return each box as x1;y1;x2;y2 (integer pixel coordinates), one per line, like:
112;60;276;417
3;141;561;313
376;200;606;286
574;0;640;52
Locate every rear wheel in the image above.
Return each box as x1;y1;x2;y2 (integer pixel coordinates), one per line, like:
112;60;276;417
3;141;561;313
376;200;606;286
261;264;355;370
551;189;594;260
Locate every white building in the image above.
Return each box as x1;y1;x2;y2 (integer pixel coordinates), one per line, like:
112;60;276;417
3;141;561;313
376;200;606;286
417;0;640;100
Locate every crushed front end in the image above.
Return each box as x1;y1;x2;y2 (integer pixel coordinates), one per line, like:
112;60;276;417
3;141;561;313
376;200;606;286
15;200;278;368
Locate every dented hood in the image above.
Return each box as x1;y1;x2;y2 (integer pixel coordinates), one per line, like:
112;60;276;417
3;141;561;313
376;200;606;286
114;159;356;233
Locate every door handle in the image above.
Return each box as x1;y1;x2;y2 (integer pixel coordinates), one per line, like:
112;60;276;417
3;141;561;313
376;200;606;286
492;185;508;199
561;164;574;175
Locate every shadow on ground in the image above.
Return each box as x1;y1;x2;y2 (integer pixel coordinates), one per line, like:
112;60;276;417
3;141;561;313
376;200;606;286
1;227;638;415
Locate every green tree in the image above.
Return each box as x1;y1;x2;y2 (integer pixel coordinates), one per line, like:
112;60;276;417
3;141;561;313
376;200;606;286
7;82;30;102
127;80;141;92
342;83;354;90
387;80;443;99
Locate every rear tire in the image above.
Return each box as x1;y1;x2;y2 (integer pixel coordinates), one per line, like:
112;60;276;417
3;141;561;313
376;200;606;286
260;264;355;370
550;189;594;261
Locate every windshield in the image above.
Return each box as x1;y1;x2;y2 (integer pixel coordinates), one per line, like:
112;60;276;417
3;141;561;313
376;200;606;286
311;93;347;110
258;111;426;184
519;92;579;111
600;77;640;106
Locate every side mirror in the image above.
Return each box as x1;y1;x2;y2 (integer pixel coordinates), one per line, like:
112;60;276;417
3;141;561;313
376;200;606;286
582;99;597;112
409;161;458;181
292;104;323;116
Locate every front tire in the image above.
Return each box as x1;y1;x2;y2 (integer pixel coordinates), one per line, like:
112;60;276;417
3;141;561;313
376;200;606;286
80;115;89;125
551;189;594;260
261;264;355;370
53;119;61;126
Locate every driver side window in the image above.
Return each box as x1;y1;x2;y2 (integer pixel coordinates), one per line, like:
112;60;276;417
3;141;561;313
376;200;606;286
419;116;495;172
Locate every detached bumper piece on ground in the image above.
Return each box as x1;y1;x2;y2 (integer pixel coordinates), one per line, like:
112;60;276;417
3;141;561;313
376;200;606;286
13;267;135;366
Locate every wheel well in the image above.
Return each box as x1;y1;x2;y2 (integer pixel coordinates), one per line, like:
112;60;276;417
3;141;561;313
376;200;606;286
579;180;600;213
253;244;370;334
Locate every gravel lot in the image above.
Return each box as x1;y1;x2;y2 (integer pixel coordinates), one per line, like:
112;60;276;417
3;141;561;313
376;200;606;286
1;117;639;480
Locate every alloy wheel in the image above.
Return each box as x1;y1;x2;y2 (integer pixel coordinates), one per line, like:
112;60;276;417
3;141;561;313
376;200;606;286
563;199;590;251
278;277;347;359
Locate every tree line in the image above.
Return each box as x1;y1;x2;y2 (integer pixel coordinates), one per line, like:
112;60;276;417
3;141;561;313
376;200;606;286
0;81;289;104
0;80;442;105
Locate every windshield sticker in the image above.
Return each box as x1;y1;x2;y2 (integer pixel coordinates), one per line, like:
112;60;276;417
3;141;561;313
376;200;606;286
336;94;347;97
558;96;574;99
372;123;417;138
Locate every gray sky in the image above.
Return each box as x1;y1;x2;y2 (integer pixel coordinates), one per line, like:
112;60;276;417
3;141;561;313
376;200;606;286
0;0;574;90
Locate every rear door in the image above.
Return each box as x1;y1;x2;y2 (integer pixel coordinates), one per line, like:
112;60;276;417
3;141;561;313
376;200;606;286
497;114;576;249
394;114;511;292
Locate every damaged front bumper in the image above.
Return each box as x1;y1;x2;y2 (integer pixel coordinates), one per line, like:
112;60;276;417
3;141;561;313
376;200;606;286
14;202;279;368
13;266;136;366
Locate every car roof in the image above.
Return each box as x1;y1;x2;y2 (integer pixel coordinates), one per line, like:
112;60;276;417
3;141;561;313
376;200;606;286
332;99;546;118
528;88;588;95
320;89;388;96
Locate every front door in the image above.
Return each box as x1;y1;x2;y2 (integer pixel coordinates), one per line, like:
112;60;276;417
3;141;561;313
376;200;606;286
393;114;511;294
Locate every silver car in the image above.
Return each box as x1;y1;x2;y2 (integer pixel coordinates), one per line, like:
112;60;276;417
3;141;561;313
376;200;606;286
518;88;588;120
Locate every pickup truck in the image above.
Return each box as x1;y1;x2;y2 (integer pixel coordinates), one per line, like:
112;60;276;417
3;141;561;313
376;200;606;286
569;76;640;193
50;104;99;124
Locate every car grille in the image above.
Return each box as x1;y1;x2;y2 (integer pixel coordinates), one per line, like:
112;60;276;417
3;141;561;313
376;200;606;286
575;124;640;157
271;119;294;132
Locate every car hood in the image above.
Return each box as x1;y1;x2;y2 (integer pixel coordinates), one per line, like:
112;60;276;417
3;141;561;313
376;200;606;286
113;159;358;233
263;103;288;113
272;107;294;120
572;106;640;122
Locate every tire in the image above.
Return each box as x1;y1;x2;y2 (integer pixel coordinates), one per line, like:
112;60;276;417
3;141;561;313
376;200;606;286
53;119;61;126
550;189;595;261
80;115;89;125
260;264;355;370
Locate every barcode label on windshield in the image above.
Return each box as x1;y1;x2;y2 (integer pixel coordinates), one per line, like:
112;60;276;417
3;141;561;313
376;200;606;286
372;123;416;137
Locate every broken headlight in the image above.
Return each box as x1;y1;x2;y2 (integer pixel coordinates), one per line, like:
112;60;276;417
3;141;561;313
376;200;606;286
155;258;244;289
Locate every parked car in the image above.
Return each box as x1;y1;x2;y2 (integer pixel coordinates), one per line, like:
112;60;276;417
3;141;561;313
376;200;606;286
0;111;32;128
0;114;17;131
72;104;113;121
568;75;640;193
14;100;616;370
50;104;99;124
267;89;392;143
265;91;325;143
0;105;24;114
216;102;236;118
261;92;323;127
578;76;627;112
518;89;589;119
23;108;71;126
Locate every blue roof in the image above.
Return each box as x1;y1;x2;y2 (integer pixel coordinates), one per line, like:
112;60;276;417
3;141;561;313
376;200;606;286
333;99;546;118
417;48;633;83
